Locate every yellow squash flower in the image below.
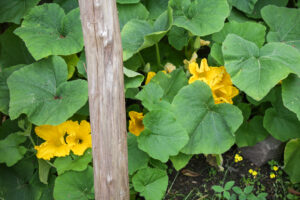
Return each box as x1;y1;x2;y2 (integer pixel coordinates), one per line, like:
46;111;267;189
65;120;92;156
145;72;156;85
188;58;239;104
129;111;144;136
34;123;70;160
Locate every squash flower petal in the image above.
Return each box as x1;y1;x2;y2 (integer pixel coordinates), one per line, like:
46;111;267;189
128;111;144;136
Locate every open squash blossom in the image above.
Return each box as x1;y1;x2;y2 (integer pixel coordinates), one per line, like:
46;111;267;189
34;122;70;160
129;111;144;136
188;58;239;104
65;120;92;156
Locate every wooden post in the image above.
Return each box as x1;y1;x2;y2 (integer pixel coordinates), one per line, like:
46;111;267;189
78;1;129;199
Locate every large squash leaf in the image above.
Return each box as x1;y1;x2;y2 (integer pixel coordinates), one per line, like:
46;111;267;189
169;0;229;36
282;74;300;120
231;0;258;14
132;167;168;200
138;109;189;162
0;0;40;24
261;5;300;52
0;27;34;69
121;9;173;61
7;56;88;126
211;21;266;65
14;4;84;60
284;139;300;184
222;34;300;101
53;166;94;200
172;81;243;154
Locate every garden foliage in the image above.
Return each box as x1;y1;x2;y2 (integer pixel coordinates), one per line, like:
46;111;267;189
0;0;300;199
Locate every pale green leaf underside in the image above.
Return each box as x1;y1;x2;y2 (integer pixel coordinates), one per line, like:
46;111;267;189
53;149;92;175
14;3;84;60
222;34;300;100
7;56;88;126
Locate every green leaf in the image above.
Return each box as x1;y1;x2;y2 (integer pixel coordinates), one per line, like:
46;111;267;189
235;116;269;147
284;139;300;183
54;166;94;200
244;186;253;194
263;108;300;142
0;0;40;24
77;51;87;78
0;133;27;167
169;0;229;36
0;164;36;200
224;181;235;190
151;69;188;102
0;65;24;115
212;21;266;47
14;4;84;60
124;67;144;90
246;0;288;19
233;186;243;194
7;56;88;126
262;5;300;52
53;0;79;13
231;0;257;14
212;185;224;193
168;26;189;50
62;54;80;80
128;134;149;175
53;149;92;175
38;159;51;184
144;0;169;20
136;82;170;111
138;109;189;162
0;119;21;140
169;153;192;171
172;81;243;154
118;3;149;30
211;21;266;65
222;34;300;101
132;167;168;200
0;27;34;69
237;103;251;120
121;9;173;61
282;74;300;120
117;0;139;4
228;8;255;23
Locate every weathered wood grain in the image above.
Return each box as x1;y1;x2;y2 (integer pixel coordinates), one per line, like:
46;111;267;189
78;1;129;199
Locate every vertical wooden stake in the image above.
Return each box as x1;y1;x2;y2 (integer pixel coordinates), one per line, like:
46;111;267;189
78;1;129;199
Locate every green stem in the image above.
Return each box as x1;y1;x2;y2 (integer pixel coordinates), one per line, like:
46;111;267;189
138;52;145;66
155;43;161;67
45;160;56;168
29;135;36;146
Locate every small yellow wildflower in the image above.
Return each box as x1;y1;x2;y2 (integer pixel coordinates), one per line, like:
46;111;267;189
270;173;276;179
188;58;239;104
129;111;144;136
273;166;279;171
234;154;243;163
65;120;92;156
252;171;258;176
145;71;156;85
249;169;253;174
34;123;70;160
